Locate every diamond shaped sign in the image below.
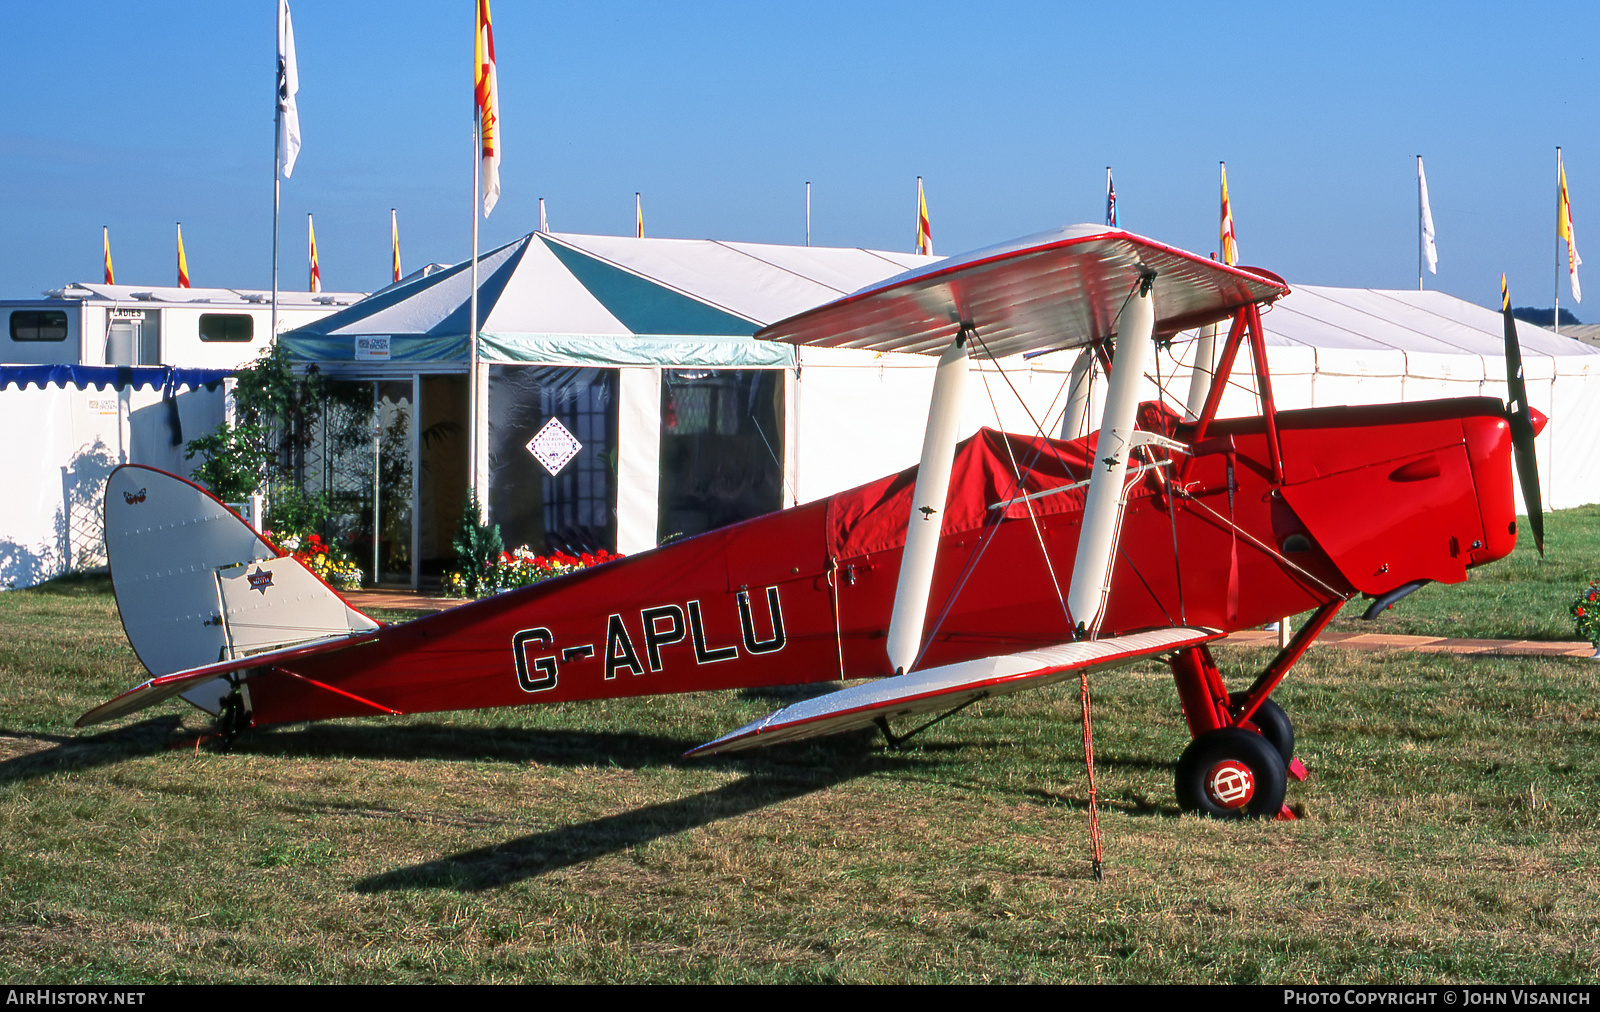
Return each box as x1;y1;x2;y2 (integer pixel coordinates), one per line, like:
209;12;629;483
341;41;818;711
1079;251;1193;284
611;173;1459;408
526;417;582;476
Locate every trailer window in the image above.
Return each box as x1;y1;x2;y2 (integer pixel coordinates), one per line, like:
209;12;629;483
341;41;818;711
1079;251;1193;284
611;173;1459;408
199;313;254;342
9;310;68;341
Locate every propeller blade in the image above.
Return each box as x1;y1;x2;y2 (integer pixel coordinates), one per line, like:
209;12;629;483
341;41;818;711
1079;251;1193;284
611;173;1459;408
1501;276;1545;556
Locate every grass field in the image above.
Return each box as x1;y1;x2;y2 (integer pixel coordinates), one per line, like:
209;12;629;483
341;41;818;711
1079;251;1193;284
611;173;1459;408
1;511;1598;983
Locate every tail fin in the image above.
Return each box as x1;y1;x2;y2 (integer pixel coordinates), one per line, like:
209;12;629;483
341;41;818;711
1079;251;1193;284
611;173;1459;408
104;465;378;715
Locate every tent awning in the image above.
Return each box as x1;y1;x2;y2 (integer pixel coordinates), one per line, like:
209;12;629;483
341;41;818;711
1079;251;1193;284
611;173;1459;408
0;364;230;392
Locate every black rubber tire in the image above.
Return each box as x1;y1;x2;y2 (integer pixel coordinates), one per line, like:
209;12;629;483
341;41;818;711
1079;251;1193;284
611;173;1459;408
1175;727;1288;819
1230;693;1294;764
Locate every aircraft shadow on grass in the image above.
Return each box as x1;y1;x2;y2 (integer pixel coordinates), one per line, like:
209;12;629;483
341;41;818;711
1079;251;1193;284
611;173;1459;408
346;727;1194;894
350;746;1192;894
353;765;865;894
0;715;187;785
238;717;900;772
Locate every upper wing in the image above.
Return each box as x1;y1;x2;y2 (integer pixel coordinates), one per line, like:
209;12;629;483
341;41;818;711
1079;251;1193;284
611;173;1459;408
756;225;1288;358
687;626;1222;756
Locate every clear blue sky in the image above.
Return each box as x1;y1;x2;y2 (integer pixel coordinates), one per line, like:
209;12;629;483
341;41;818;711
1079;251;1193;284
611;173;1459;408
3;0;1596;315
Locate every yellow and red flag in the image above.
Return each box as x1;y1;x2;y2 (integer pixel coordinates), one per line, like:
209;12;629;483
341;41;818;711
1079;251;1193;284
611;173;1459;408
391;208;402;283
1560;150;1582;303
636;192;644;238
1220;162;1239;266
177;223;191;288
475;0;501;216
308;214;321;293
103;226;114;285
915;177;933;255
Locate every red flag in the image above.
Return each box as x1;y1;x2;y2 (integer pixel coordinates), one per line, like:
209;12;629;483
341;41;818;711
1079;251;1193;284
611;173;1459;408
103;226;114;285
176;223;191;288
1560;150;1582;303
1219;163;1239;266
475;0;501;216
308;214;321;293
391;208;402;283
915;177;932;255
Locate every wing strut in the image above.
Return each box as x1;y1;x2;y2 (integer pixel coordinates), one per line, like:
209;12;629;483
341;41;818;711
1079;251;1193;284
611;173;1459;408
1065;269;1157;638
885;326;971;675
874;692;989;749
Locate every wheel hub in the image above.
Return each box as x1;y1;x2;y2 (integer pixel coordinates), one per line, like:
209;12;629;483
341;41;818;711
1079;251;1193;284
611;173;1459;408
1205;759;1256;809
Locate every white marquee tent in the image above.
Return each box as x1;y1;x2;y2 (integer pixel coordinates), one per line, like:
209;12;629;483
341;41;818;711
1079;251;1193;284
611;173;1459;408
1168;284;1600;512
279;228;1600;580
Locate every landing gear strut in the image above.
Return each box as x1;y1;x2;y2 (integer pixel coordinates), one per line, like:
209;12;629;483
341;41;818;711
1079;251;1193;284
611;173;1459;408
1232;692;1294;764
216;683;252;752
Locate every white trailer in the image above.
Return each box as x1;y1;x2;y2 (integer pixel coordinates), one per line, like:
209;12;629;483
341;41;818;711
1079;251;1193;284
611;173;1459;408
3;283;365;370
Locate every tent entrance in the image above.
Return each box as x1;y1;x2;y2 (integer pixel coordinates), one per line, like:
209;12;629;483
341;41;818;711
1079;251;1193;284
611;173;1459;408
487;365;619;556
658;368;784;543
293;375;467;590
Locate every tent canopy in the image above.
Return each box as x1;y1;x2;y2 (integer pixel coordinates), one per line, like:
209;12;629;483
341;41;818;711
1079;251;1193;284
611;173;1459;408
1263;285;1594;361
280;231;936;369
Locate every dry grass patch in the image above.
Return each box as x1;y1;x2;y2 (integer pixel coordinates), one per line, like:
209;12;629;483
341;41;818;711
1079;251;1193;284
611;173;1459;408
2;573;1599;982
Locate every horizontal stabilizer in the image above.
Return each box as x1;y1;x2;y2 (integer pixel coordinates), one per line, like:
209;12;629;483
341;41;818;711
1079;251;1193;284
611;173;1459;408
102;464;379;718
75;629;382;728
688;626;1222;756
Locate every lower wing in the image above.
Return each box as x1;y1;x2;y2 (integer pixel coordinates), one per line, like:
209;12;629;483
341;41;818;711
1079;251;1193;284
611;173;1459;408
688;626;1222;756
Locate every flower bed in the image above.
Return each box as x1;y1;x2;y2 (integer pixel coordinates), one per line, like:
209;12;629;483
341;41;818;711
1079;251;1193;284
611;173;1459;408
274;532;365;592
1573;580;1600;645
446;546;620;598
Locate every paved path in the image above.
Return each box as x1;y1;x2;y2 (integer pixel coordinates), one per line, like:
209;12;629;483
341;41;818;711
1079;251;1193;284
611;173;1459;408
1216;628;1595;658
346;590;1598;660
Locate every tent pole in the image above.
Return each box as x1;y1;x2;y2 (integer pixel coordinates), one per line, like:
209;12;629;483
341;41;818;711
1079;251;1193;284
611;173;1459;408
411;373;421;590
373;381;381;585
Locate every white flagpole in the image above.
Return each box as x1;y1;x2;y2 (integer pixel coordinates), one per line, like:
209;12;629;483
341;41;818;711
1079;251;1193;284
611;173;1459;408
271;1;283;346
1418;156;1424;291
1556;147;1563;336
806;181;811;246
469;76;482;515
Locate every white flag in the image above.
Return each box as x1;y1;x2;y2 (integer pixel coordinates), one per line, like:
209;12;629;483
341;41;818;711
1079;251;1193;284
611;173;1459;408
277;0;301;179
1418;156;1438;275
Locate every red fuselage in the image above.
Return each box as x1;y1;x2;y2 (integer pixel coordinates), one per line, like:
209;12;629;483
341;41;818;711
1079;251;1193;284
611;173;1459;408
244;396;1519;727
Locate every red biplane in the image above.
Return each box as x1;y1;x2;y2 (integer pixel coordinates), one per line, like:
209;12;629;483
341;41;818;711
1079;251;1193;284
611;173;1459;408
80;225;1544;825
